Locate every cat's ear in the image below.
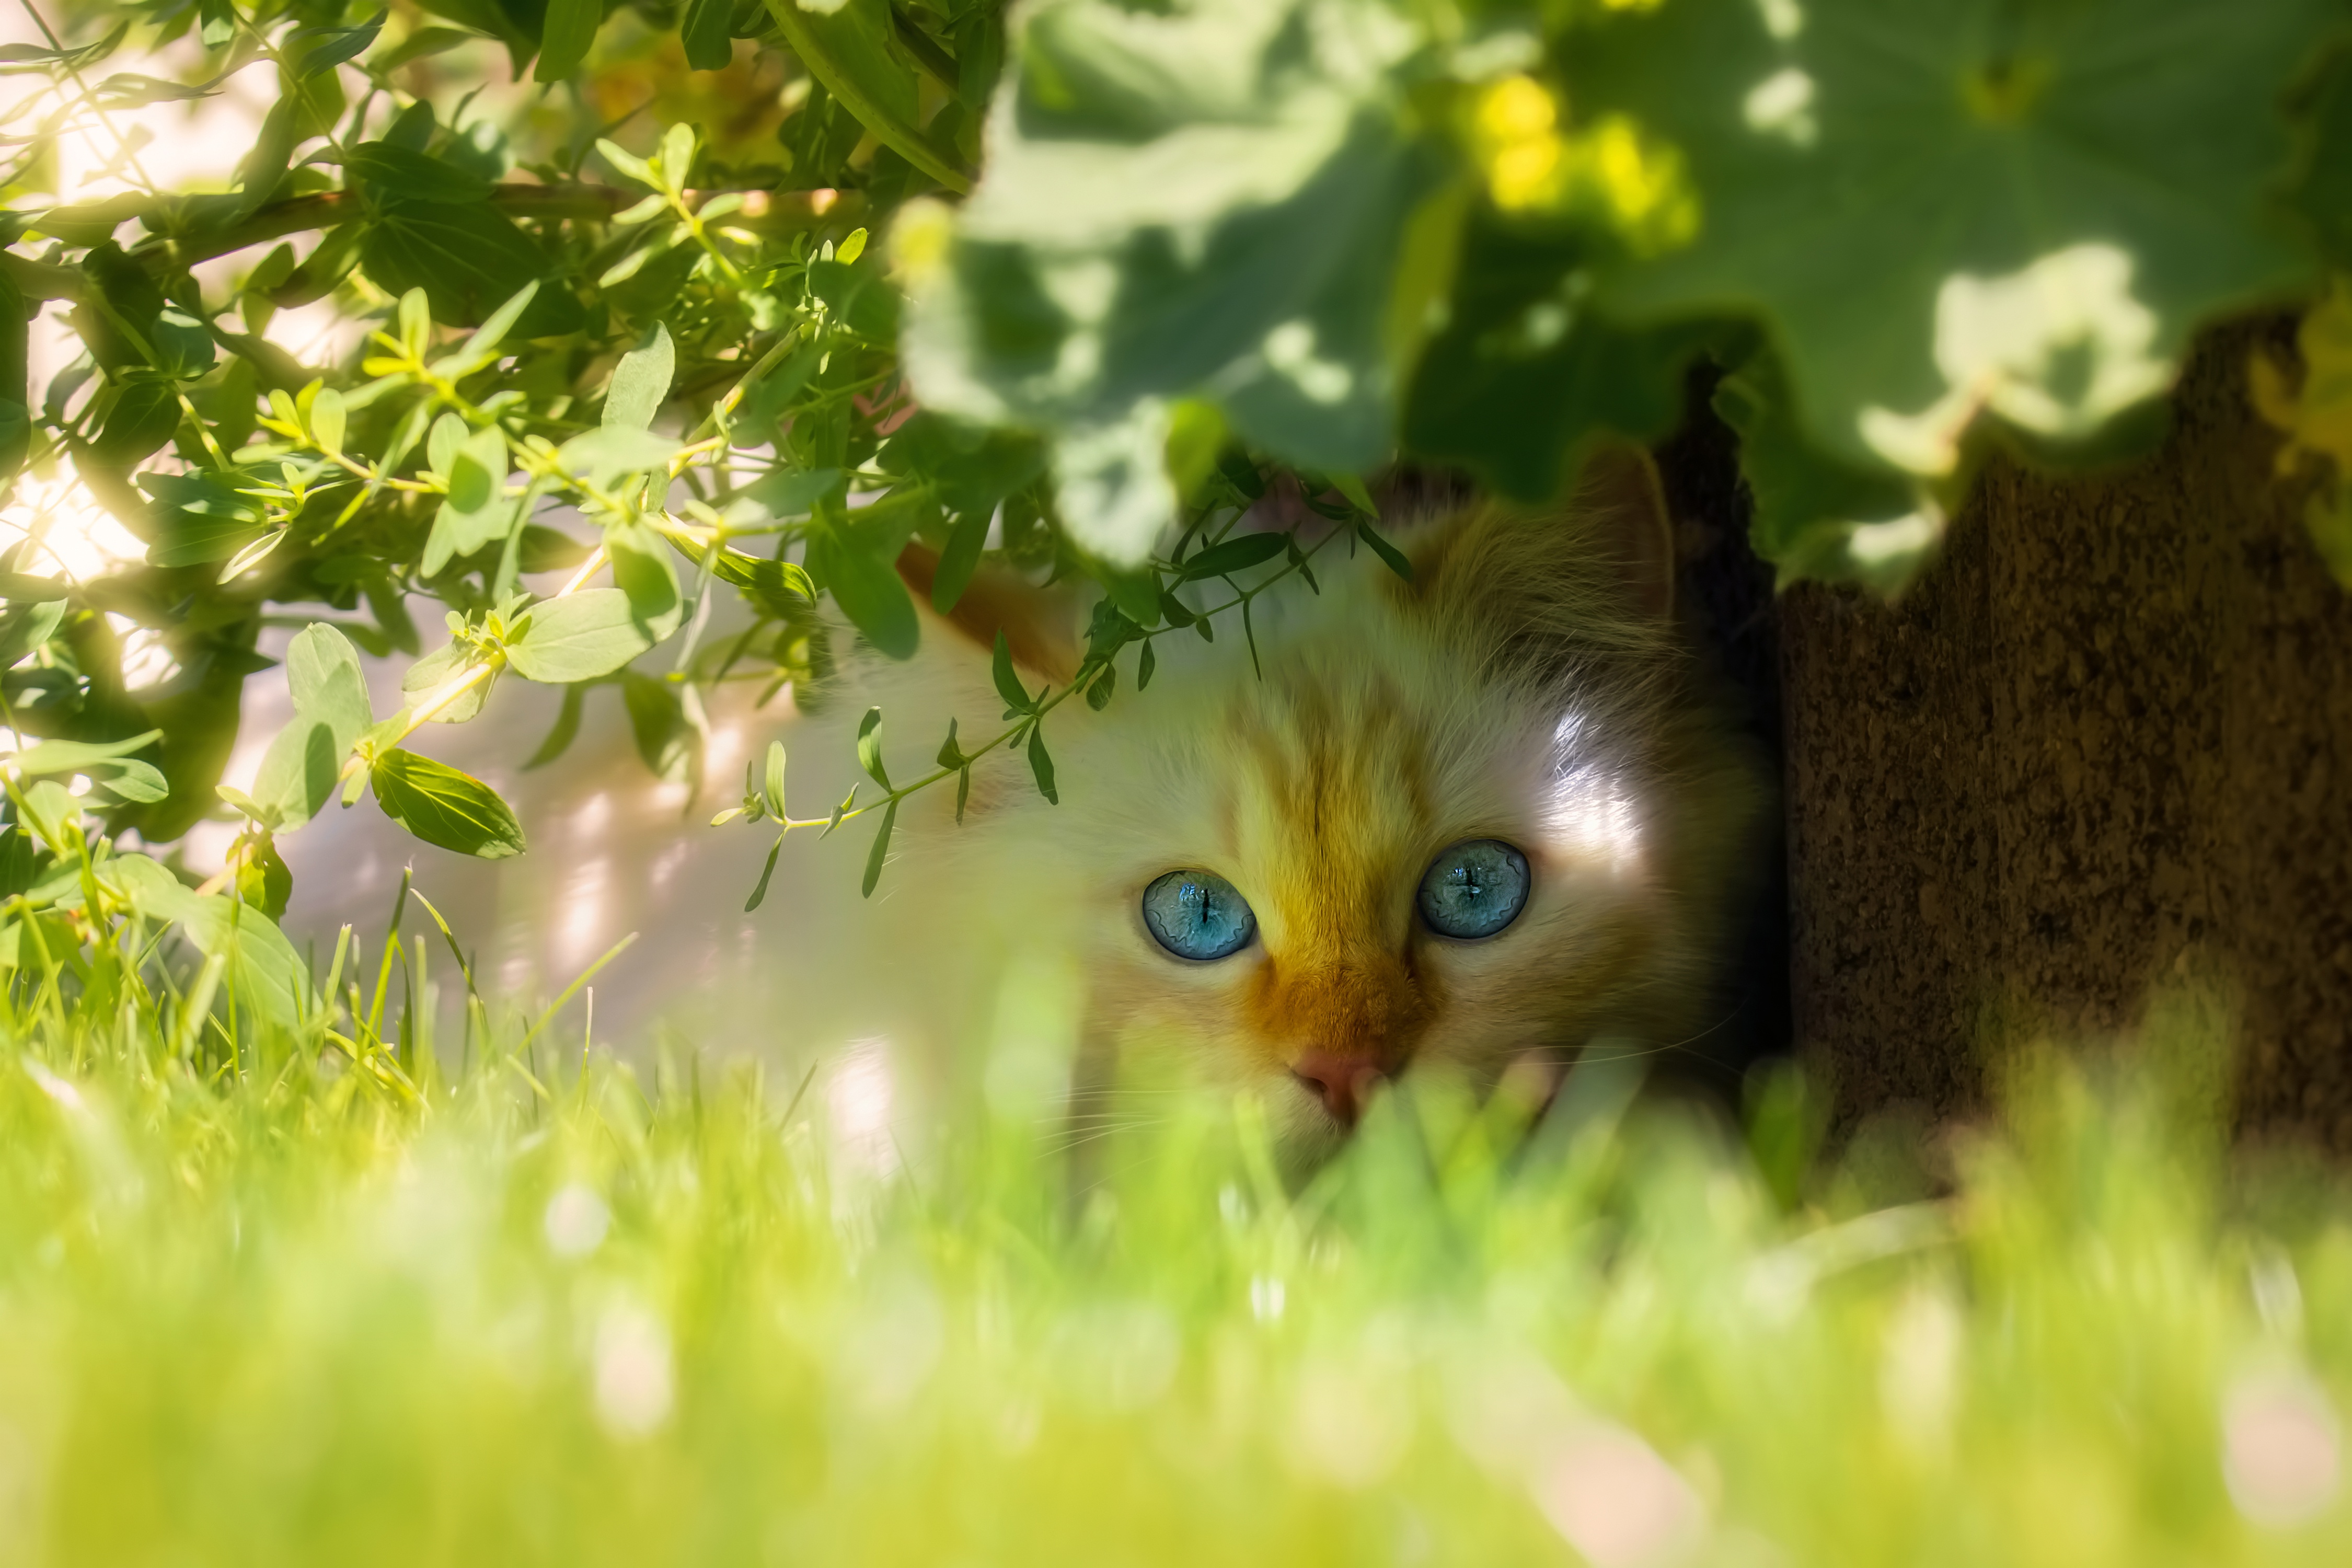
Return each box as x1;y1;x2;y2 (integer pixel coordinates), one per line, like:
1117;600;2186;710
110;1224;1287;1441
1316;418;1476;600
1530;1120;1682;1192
1573;439;1677;622
896;543;1082;684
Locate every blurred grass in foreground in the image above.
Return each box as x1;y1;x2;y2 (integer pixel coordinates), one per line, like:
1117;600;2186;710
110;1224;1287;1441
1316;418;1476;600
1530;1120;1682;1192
0;970;2348;1568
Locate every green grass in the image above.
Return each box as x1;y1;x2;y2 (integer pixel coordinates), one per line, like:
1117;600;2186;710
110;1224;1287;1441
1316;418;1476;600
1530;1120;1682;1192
2;943;2350;1566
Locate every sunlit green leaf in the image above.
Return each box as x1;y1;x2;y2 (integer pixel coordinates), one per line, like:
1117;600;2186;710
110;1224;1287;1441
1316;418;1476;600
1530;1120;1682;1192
504;589;654;683
903;0;1443;562
604;323;674;432
370;747;526;859
1569;0;2334;478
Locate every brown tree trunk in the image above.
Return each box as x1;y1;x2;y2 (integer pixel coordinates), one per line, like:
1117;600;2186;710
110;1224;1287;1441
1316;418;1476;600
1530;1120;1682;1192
1780;318;2352;1144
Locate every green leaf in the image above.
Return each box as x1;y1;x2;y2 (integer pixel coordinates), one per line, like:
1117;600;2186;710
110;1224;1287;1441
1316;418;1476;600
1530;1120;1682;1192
555;426;682;486
0;21;125;72
287;10;388;76
92;379;181;466
735;466;844;521
594;137;659;189
990;629;1033;716
345;141;493;204
681;0;733;71
370;748;527;859
861;798;897;897
659;122;697;191
1096;564;1160;630
1136;638;1155;691
807;526;918;661
608;518;685;642
934;719;963;770
454;283;540;368
371;26;477;73
856;706;890;790
536;0;601;81
1713;347;1939;594
309;386;346;456
401;638;493;723
9;730;164;777
421;423;513;577
0;599;64;666
287;624;375;746
140;471;267;568
88;758;167;804
762;740;787;818
744;831;785;912
524;682;586;769
0;265;27;482
807;258;901;343
1402;214;1720;501
102;855;313;1029
1568;0;2334;478
674;537;814;618
505;590;655;683
760;0;968;194
359;201;582;335
902;0;1442;559
426;412;467;478
1180;532;1286;581
235;834;293;920
251;624;378;828
931;505;990;614
1026;721;1057;805
1086;662;1116;711
237;92;297;214
1354;517;1412;584
604;324;674;432
621;671;695;784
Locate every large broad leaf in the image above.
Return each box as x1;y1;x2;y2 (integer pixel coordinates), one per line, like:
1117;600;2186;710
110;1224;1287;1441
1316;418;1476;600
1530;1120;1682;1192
370;748;526;859
1712;346;1940;594
1403;213;1724;500
358;200;584;334
1566;0;2334;479
902;0;1444;563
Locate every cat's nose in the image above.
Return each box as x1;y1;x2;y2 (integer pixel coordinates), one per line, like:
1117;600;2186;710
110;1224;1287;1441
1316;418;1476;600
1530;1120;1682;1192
1289;1053;1387;1128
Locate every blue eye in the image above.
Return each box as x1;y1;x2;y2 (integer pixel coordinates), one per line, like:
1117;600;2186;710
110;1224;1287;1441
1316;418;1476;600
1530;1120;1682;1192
1142;869;1256;961
1417;839;1530;939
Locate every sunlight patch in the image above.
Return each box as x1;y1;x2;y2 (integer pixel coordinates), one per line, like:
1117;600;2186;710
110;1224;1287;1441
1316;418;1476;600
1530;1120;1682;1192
1860;244;2172;476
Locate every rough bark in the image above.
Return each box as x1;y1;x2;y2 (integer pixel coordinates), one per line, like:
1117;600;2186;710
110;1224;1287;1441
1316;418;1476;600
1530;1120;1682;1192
1781;317;2352;1144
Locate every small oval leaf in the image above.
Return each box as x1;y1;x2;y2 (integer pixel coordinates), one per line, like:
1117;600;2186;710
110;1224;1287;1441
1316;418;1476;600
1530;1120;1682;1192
371;747;526;859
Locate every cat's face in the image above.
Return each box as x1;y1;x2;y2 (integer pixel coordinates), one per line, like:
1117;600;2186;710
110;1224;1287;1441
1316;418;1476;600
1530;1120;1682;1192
894;451;1760;1146
1067;618;1677;1148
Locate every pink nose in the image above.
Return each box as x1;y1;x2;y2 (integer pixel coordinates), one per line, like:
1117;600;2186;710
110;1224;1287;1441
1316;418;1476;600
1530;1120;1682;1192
1290;1053;1387;1128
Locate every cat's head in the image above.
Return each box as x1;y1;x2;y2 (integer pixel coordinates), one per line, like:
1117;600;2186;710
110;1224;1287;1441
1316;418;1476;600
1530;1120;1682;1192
885;445;1763;1148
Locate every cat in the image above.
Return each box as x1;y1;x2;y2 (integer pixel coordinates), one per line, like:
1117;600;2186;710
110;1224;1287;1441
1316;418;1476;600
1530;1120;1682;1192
845;441;1769;1153
264;441;1765;1158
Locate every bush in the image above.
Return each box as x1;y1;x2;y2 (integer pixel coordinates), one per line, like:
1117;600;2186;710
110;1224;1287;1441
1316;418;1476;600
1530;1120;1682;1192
4;0;2351;948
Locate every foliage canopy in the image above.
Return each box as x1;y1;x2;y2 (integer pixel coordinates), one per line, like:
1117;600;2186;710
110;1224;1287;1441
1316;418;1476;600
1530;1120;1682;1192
2;0;2349;982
